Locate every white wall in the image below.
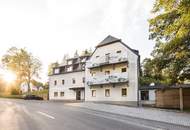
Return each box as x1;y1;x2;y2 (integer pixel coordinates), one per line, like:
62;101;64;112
149;90;155;101
85;41;139;102
49;71;85;100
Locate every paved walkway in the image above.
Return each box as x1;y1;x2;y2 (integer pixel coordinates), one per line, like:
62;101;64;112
66;102;190;127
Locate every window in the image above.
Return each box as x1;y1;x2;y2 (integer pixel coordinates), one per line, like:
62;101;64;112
62;80;65;85
121;88;127;96
54;80;57;86
105;71;110;75
121;68;127;72
54;92;58;97
141;91;149;100
72;78;76;84
105;89;110;97
60;92;64;97
105;53;110;62
82;77;85;83
92;90;96;97
96;56;99;58
67;66;72;71
116;50;121;53
54;68;59;74
91;72;96;76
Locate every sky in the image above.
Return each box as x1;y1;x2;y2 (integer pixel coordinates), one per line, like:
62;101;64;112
0;0;155;82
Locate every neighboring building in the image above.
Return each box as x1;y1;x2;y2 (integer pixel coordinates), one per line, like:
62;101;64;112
20;82;42;93
139;85;158;106
85;35;140;105
139;84;190;110
49;54;91;100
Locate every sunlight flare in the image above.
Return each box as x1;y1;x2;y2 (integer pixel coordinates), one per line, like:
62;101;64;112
3;70;16;83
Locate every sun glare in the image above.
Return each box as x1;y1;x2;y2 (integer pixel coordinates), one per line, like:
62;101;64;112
3;71;16;83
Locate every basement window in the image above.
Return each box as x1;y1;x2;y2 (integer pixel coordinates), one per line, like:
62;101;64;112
60;92;64;97
54;92;58;97
121;88;127;96
92;90;96;97
105;89;110;97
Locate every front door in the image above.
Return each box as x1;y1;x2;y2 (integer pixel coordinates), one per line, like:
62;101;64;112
76;90;81;100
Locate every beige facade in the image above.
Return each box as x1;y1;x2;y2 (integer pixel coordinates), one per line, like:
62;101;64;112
85;36;139;104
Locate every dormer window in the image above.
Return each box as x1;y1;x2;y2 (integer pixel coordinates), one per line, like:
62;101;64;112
54;68;59;74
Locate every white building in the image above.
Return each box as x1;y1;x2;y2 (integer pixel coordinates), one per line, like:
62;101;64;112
20;82;40;93
49;54;90;100
49;35;140;105
85;35;140;105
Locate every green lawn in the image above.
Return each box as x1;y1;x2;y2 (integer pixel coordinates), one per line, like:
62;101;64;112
0;93;23;99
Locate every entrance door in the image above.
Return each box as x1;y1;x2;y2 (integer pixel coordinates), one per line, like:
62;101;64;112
76;90;81;100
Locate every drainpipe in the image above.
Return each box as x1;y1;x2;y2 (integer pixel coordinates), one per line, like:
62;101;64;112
137;55;140;107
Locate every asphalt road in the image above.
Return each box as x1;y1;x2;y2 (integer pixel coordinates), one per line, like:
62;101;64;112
0;99;189;130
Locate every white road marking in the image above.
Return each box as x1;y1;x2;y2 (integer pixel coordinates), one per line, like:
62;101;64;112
37;111;55;119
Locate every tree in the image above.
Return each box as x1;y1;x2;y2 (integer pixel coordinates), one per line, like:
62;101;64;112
148;0;190;84
2;47;42;92
48;62;59;75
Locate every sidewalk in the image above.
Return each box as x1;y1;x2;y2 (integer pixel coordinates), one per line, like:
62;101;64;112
66;102;190;127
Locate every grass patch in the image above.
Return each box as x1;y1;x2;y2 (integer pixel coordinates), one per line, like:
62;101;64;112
0;93;23;99
23;89;48;95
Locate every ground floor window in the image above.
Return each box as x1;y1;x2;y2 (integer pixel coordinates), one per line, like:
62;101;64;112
60;92;64;97
105;89;110;97
92;90;96;97
54;92;58;97
121;88;127;96
141;91;149;100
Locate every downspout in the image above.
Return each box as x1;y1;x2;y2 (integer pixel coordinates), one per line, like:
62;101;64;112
137;55;140;107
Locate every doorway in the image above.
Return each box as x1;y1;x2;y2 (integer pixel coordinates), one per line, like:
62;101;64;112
76;90;81;100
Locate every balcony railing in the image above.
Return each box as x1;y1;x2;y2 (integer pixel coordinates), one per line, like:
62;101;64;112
87;72;128;86
87;56;128;69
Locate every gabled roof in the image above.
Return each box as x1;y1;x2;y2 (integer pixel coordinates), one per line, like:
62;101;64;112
96;35;121;48
94;35;139;56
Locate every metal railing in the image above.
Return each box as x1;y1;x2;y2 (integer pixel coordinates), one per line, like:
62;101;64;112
87;72;128;86
87;56;128;68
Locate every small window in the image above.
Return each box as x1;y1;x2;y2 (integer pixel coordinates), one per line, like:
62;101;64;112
96;56;99;58
116;50;121;53
62;80;65;85
54;92;58;97
72;78;76;84
105;71;110;75
92;90;96;97
121;88;127;96
105;89;110;97
82;77;85;83
141;91;149;100
105;53;110;62
121;68;127;72
91;72;95;76
60;92;64;97
54;80;57;86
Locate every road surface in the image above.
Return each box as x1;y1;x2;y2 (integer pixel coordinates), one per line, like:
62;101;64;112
0;99;189;130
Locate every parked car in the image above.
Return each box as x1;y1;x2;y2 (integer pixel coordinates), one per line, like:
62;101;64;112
24;95;43;100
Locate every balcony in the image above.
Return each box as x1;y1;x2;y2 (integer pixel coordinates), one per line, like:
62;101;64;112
87;56;128;69
87;72;128;86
